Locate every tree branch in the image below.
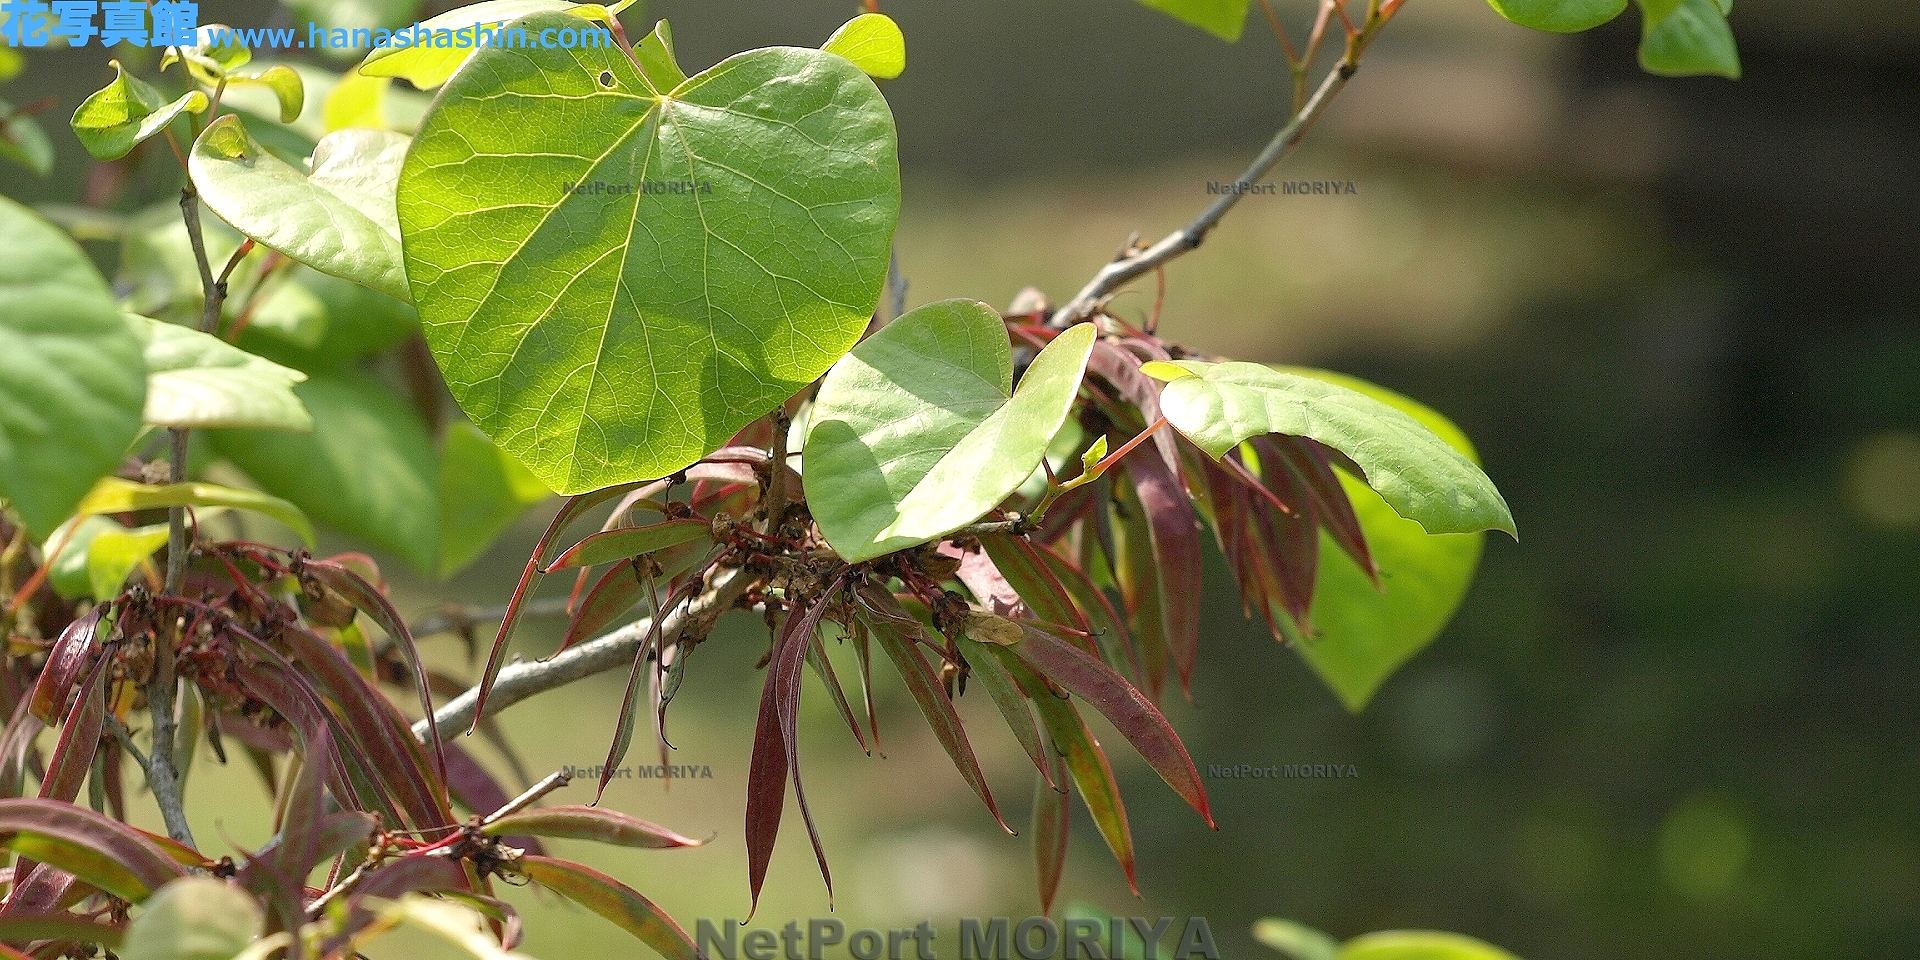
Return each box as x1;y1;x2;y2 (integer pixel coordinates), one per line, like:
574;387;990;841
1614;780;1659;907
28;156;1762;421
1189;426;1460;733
414;564;750;742
1049;62;1354;329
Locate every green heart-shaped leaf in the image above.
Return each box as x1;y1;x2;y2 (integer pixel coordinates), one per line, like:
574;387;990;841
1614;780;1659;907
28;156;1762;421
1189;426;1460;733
804;300;1095;563
0;197;147;538
1277;370;1488;712
401;13;901;493
70;60;209;161
1484;0;1627;32
1636;0;1740;78
1159;360;1516;537
823;13;906;79
130;314;312;432
190;115;411;299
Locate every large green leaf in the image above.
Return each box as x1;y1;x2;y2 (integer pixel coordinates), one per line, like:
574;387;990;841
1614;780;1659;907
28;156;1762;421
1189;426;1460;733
73;477;316;546
190;115;411;300
129;314;312;432
69;60;209;161
1337;931;1522;960
1484;0;1627;32
1154;360;1516;537
439;420;551;578
1279;371;1487;712
211;369;437;571
400;14;901;494
119;877;263;960
1134;0;1248;41
358;0;612;90
804;300;1095;563
0;197;147;538
1636;0;1740;79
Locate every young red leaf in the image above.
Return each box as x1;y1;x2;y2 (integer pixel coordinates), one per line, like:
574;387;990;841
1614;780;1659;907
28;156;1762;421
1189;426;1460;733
1119;451;1203;693
1259;436;1375;580
1087;339;1183;475
300;557;449;799
37;657;106;804
955;635;1054;788
0;915;124;950
1006;625;1213;828
744;637;788;917
1025;541;1142;684
1031;746;1070;916
481;806;704;849
544;519;714;572
0;798;186;903
519;855;701;960
1110;504;1169;701
772;590;843;904
858;587;1011;834
29;607;102;725
807;629;869;755
978;534;1093;648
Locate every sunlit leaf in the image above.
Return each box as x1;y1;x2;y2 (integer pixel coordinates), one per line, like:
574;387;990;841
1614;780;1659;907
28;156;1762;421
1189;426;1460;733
70;60;209;161
519;856;699;960
807;302;1096;562
85;523;170;600
0;198;147;538
130;314;312;432
1133;0;1248;41
359;0;611;90
1253;918;1339;960
1484;0;1627;32
823;13;906;80
481;806;703;849
211;370;434;569
190;115;411;300
73;477;315;546
227;64;307;124
1160;361;1516;537
0;799;187;903
402;15;900;493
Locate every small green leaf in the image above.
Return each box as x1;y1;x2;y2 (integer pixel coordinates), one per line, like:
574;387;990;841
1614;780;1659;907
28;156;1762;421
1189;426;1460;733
358;0;610;90
70;60;209;161
228;64;307;124
0;98;53;176
130;314;313;432
520;856;700;960
1484;0;1627;32
73;477;316;547
0;197;147;538
823;13;906;80
1337;931;1523;960
190;115;410;300
1079;435;1110;476
1134;0;1249;41
402;17;901;493
1254;919;1340;960
805;301;1095;562
634;20;688;93
1280;370;1487;712
439;421;551;578
1139;360;1193;382
211;370;436;571
119;877;263;960
1159;361;1516;537
162;24;252;80
86;523;171;601
1637;0;1740;79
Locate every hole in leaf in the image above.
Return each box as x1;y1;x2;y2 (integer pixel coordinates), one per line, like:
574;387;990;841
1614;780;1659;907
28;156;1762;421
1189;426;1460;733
599;71;615;87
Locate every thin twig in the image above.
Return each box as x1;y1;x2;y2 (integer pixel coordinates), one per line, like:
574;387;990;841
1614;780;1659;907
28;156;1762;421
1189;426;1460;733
414;565;750;742
480;770;572;825
1049;60;1355;330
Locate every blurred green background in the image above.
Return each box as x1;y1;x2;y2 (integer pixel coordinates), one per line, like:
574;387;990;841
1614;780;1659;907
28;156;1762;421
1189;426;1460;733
6;1;1917;958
